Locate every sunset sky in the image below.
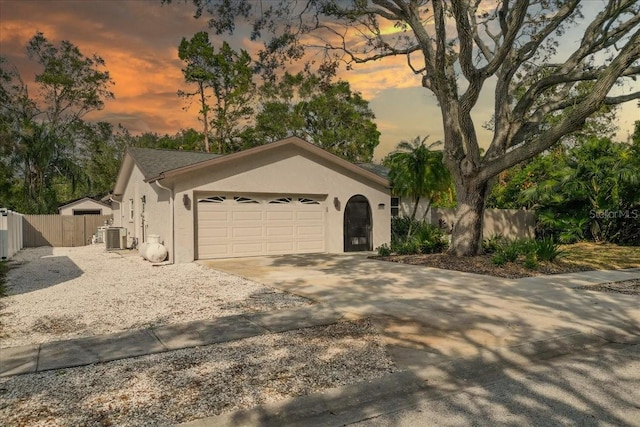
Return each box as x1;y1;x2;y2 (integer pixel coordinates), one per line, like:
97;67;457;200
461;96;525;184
1;0;638;160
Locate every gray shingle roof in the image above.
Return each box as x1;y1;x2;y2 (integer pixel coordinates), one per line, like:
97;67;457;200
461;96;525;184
356;163;389;180
127;147;223;180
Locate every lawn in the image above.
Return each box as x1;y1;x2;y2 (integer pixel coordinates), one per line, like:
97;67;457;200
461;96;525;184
373;242;640;279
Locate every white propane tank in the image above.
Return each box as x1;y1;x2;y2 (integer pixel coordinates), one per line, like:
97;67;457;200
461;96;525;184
145;234;167;262
138;242;149;259
146;243;168;263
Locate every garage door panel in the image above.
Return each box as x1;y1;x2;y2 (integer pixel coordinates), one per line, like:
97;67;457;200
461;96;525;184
297;240;324;251
267;226;294;237
266;211;294;221
198;211;229;221
232;226;263;238
297;211;323;221
266;241;295;252
199;227;229;239
199;243;231;257
297;225;323;236
232;211;263;221
232;242;265;254
197;194;325;259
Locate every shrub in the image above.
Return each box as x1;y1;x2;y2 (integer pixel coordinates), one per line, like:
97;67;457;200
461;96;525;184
524;253;539;269
413;222;449;254
390;218;449;255
497;240;522;262
532;237;564;262
391;216;422;241
395;238;420;255
482;234;506;254
491;253;507;266
376;244;392;257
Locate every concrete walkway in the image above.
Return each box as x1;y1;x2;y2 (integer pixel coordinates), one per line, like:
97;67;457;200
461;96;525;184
0;305;343;377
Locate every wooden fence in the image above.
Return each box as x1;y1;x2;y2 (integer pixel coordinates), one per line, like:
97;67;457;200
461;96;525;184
23;215;112;247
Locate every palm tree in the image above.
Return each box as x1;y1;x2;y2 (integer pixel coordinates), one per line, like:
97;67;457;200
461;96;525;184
385;136;452;228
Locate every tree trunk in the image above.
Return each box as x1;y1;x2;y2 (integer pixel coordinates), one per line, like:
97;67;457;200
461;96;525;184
450;180;488;256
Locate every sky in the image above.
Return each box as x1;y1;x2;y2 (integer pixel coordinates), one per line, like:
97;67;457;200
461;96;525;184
1;0;638;161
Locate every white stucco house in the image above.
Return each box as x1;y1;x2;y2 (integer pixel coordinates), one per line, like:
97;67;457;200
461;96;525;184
110;137;392;263
58;197;112;216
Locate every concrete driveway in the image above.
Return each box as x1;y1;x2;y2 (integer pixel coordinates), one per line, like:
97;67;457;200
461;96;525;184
202;254;640;373
202;253;640;372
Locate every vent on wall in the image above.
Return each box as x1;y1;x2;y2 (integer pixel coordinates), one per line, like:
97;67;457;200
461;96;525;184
105;228;126;250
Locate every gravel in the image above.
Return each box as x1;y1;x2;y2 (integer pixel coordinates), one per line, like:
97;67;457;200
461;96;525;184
0;246;400;425
0;319;398;426
0;245;310;348
573;279;640;295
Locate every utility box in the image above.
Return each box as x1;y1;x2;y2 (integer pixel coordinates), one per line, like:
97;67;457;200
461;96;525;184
105;227;127;250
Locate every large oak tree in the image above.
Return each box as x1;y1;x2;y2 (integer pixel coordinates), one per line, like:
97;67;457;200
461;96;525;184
170;0;640;255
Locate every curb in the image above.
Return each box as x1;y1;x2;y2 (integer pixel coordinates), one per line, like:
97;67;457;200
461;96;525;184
179;328;640;427
178;371;427;427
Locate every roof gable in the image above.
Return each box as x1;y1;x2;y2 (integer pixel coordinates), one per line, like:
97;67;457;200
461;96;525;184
160;137;389;187
127;147;222;180
113;137;389;195
58;197;110;210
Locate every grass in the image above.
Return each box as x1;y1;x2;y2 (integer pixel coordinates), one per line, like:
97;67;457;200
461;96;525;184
560;242;640;271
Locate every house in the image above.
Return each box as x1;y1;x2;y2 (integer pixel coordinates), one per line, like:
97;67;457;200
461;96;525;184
110;137;391;263
357;163;432;220
58;197;112;216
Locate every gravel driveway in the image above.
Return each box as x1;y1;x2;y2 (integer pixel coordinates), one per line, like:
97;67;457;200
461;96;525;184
0;246;398;426
0;245;310;348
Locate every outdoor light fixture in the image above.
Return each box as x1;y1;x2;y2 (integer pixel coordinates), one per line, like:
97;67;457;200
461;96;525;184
183;194;190;209
378;203;385;209
141;195;146;204
333;197;341;211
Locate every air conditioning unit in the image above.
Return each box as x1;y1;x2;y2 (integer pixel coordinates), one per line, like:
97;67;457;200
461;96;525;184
105;227;127;250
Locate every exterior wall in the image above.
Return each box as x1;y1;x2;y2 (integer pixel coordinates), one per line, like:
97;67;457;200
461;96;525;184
395;197;431;220
168;145;391;263
118;164;173;259
59;199;112;216
430;207;535;240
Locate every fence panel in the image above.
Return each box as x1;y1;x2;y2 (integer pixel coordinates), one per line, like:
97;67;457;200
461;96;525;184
23;215;112;247
1;209;24;260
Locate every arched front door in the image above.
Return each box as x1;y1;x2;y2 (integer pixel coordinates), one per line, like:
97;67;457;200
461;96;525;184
344;195;372;251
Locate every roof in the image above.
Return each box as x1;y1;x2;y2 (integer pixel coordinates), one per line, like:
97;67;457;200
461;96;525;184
357;163;389;180
113;137;389;195
58;196;110;210
127;147;222;180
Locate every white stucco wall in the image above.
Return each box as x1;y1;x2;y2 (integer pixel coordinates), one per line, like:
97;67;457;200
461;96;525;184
396;196;431;220
167;145;391;263
59;199;112;216
118;164;172;258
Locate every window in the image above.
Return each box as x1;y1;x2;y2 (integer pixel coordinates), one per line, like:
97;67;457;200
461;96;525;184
269;197;292;204
391;197;400;217
298;197;320;205
128;199;134;221
233;196;259;204
199;196;226;203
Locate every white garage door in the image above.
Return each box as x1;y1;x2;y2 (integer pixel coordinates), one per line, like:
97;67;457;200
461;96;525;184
196;195;326;259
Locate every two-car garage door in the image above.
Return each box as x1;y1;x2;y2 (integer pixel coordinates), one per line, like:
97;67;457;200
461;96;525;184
196;194;326;259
